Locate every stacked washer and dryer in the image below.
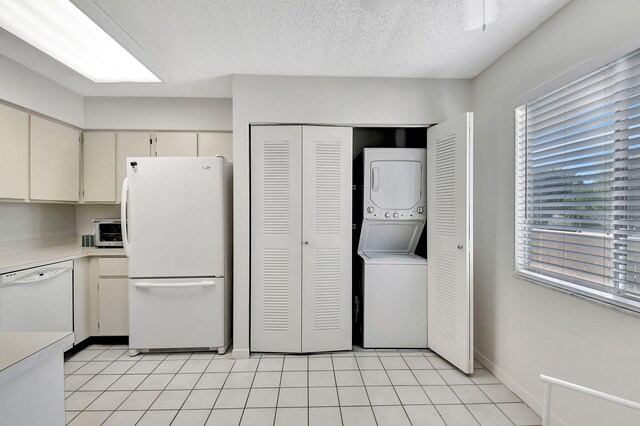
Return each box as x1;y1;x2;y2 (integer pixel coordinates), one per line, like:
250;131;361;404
358;148;428;348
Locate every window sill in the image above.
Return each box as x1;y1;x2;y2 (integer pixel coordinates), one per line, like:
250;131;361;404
514;270;640;318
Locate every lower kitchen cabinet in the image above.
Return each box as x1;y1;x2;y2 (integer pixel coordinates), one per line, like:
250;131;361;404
73;258;91;344
97;257;129;336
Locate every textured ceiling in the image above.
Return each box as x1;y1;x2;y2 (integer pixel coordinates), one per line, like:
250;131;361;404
0;0;570;97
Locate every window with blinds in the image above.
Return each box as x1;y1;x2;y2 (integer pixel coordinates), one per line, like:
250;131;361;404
515;48;640;311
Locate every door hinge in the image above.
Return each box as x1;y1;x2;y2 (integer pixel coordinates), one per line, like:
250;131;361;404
97;322;100;329
150;138;152;144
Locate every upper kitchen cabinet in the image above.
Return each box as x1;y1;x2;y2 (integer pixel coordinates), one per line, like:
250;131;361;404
0;104;29;200
198;132;233;162
83;132;116;203
30;116;80;202
116;132;151;202
156;132;197;157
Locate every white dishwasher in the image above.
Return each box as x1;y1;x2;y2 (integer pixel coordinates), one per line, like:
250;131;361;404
0;260;73;350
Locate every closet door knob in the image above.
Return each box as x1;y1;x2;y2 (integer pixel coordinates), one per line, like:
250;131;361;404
457;244;464;250
304;241;310;245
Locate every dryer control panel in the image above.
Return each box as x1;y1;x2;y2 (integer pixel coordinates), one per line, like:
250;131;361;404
365;205;426;219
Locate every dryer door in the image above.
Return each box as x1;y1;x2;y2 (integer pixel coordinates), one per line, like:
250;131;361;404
370;160;422;210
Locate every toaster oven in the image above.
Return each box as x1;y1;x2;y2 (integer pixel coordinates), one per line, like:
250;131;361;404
93;219;123;248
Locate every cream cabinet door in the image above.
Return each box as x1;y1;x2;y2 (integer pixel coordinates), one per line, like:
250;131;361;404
0;104;28;200
156;132;197;157
198;132;232;161
300;126;352;353
83;132;116;203
73;257;91;344
98;278;129;336
116;132;151;202
30;116;80;202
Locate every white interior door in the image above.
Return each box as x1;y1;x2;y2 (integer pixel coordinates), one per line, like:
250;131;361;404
251;126;303;352
427;112;474;374
301;126;352;352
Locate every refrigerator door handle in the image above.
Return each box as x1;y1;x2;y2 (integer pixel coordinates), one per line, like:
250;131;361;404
134;281;218;289
121;177;130;257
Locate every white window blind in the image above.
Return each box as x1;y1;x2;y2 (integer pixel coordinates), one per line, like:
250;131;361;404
516;48;640;311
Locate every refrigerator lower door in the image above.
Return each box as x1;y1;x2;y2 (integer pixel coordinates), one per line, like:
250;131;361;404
129;277;226;350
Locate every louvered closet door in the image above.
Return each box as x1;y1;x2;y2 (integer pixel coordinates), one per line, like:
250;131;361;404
427;112;474;374
301;126;352;352
251;126;303;352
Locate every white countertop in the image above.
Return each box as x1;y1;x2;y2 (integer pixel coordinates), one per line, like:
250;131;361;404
0;332;73;374
0;245;125;274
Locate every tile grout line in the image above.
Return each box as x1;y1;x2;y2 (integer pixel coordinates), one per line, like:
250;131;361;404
164;353;217;425
330;354;345;426
237;354;262;426
378;352;418;426
105;351;184;426
202;356;236;426
357;353;379;426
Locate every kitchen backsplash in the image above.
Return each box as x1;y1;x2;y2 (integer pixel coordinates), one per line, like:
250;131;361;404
75;204;120;237
0;202;76;254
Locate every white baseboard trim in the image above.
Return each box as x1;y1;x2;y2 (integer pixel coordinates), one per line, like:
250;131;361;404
232;348;250;359
474;349;567;426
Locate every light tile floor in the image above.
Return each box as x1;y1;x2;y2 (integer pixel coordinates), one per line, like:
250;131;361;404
64;345;541;426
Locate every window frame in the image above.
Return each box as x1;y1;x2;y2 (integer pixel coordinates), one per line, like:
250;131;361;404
513;50;640;315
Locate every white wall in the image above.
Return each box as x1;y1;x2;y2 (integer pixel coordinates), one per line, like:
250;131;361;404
0;203;76;254
0;55;83;127
232;75;472;357
472;1;640;424
84;97;232;131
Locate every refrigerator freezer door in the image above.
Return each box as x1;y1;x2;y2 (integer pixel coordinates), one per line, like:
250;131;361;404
125;157;226;278
129;277;225;350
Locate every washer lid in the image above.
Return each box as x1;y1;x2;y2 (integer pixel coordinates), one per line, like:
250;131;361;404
360;252;427;265
358;219;425;254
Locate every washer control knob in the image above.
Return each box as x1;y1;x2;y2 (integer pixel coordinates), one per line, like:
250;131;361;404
393;212;399;218
417;207;424;214
367;206;374;213
384;212;390;218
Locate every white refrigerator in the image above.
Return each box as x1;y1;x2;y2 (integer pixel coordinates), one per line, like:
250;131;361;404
121;157;232;355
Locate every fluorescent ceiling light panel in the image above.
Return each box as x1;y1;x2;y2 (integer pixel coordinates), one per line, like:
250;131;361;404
0;0;161;82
